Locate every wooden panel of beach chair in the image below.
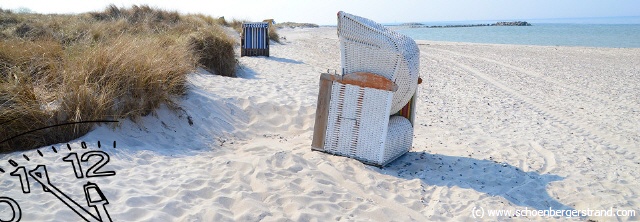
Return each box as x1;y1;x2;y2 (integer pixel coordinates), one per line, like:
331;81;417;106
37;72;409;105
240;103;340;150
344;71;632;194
396;77;422;126
340;72;399;91
241;22;269;57
311;73;335;151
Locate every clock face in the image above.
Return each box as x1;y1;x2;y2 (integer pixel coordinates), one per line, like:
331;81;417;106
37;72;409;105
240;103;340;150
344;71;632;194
0;141;117;222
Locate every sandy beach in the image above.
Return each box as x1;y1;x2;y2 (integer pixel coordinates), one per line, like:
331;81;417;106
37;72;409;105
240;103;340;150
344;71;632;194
1;27;639;221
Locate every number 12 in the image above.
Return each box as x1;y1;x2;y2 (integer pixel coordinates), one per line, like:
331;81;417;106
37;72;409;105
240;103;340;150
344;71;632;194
63;151;116;178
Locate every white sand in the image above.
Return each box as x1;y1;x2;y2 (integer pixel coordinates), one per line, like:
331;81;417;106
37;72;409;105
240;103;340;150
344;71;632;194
1;27;639;221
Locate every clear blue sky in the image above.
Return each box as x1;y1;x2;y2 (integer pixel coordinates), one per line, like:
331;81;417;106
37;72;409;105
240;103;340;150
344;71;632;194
1;0;639;25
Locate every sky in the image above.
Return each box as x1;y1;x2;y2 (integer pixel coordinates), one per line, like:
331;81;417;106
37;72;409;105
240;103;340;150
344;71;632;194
1;0;639;25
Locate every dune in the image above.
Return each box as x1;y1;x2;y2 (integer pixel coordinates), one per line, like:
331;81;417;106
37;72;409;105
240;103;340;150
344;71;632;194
0;27;638;221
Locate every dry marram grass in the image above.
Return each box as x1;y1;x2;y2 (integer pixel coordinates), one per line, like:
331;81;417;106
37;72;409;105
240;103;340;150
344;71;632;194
0;5;238;152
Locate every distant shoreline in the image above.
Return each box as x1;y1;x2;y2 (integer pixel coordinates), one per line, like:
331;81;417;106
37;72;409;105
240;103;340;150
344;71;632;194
393;23;640;48
397;21;532;28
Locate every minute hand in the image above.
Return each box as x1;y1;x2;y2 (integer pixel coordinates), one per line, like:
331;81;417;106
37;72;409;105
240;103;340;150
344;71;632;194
29;165;101;222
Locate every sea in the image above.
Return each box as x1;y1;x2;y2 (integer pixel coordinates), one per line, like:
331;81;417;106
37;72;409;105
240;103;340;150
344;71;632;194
392;16;640;48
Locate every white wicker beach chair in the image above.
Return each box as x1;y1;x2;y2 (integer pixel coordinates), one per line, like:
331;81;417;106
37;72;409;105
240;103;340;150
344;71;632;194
311;12;420;167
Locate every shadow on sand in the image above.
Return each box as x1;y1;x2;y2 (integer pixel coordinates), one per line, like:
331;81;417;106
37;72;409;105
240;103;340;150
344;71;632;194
236;56;303;79
377;151;572;212
265;56;304;64
236;66;260;79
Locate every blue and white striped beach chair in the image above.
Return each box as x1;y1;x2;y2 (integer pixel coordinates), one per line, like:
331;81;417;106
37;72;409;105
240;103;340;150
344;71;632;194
241;22;269;57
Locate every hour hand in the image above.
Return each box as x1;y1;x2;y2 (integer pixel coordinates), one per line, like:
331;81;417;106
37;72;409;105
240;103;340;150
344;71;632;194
28;165;52;192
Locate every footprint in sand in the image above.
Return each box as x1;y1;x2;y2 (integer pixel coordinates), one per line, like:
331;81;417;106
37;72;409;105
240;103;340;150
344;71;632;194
529;141;557;174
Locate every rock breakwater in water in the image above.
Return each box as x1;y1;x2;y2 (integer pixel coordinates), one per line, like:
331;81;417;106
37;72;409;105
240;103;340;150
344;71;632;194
400;21;532;28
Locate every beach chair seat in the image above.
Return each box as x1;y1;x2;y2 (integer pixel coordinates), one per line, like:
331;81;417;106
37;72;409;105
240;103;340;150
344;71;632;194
311;11;420;167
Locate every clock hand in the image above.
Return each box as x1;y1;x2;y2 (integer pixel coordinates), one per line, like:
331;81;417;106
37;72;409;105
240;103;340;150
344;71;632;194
28;165;101;222
84;182;113;222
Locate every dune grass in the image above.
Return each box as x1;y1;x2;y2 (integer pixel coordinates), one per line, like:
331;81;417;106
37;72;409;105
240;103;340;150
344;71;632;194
275;22;319;29
228;18;247;33
0;5;238;152
268;24;280;43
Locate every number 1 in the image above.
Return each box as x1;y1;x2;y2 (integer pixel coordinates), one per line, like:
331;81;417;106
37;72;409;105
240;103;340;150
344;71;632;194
10;167;30;193
63;153;84;178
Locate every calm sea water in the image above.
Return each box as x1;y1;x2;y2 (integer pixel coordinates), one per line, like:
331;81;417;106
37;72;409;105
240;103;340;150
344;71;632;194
393;17;640;48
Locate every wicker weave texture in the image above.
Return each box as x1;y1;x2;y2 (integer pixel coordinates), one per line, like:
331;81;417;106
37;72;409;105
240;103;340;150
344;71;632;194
381;116;413;165
323;82;393;164
337;11;420;114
